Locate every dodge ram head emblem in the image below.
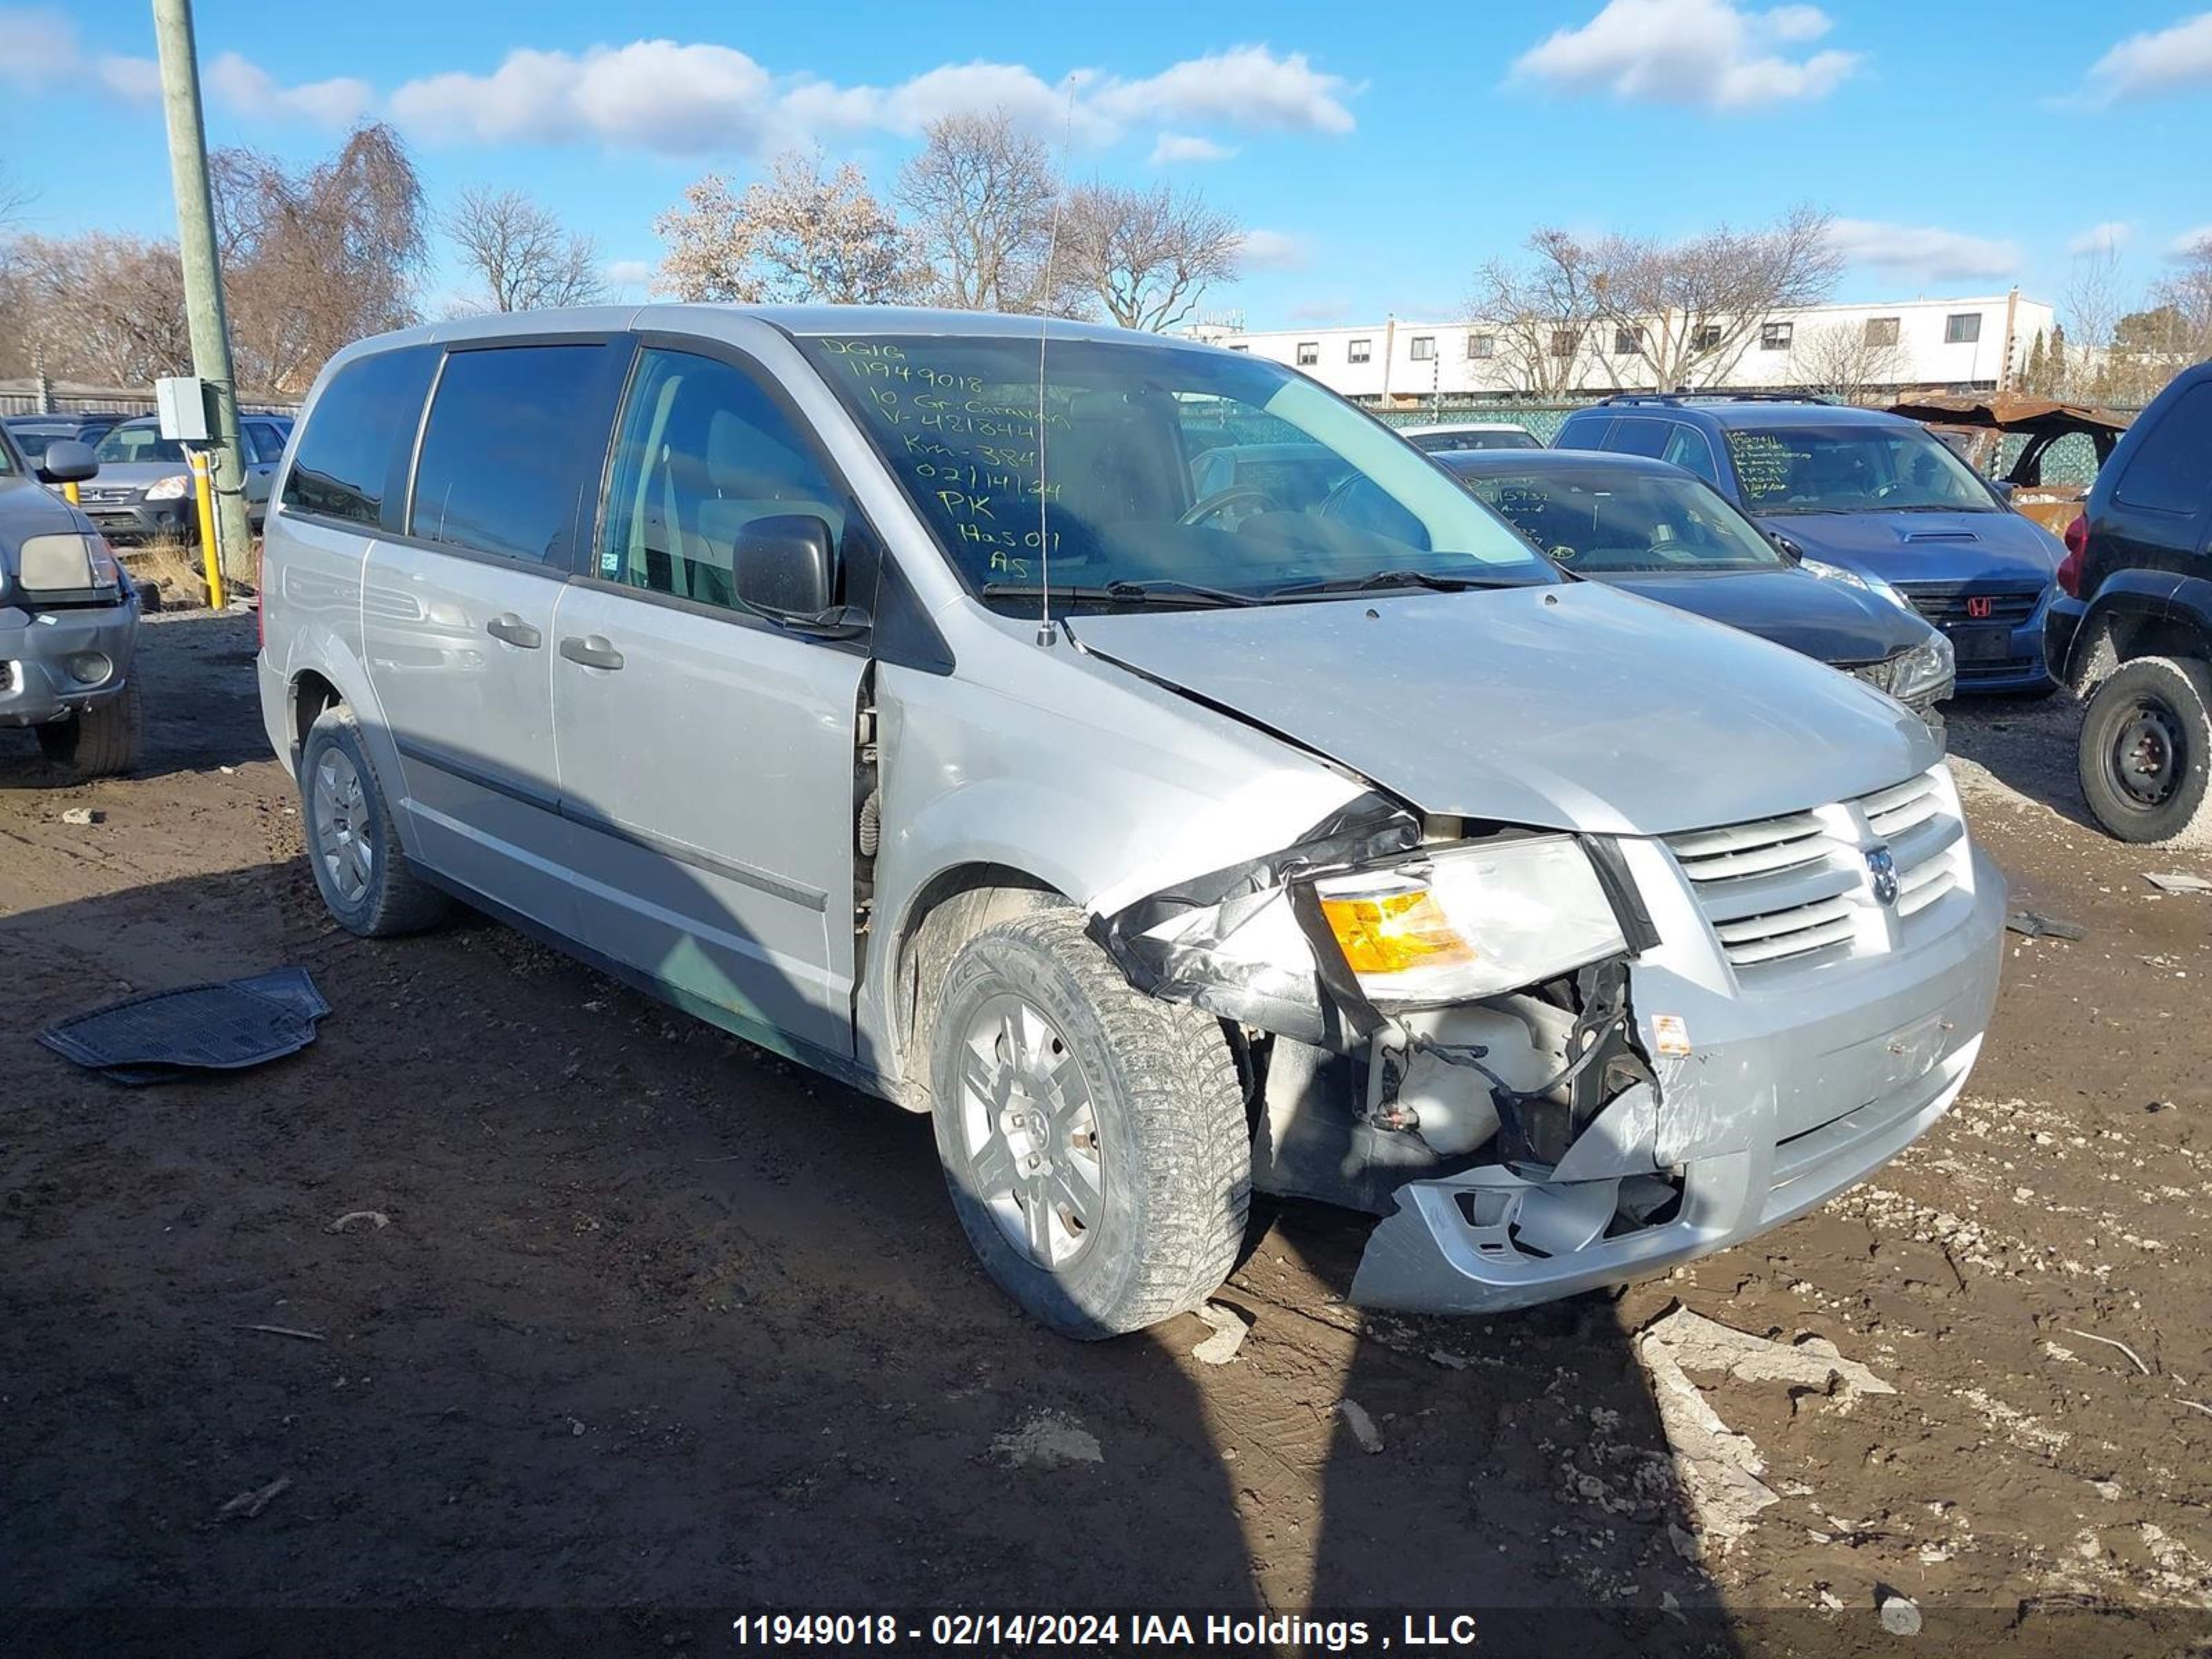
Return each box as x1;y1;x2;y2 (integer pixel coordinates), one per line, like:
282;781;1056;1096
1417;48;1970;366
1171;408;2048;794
1866;845;1900;906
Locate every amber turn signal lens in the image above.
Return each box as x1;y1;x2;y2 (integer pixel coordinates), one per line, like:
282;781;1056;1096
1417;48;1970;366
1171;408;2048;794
1318;885;1477;976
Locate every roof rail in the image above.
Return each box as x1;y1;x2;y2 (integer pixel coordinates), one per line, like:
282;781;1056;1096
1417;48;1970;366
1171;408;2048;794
1593;391;1839;407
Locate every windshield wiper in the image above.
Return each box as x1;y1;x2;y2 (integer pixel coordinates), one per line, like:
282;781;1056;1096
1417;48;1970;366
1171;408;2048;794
980;578;1263;608
1268;568;1517;598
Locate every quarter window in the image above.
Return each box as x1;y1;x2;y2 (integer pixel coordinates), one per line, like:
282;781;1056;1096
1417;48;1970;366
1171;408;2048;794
2112;380;2212;516
281;345;438;530
1348;338;1371;364
1944;312;1981;345
1409;336;1436;362
1296;341;1319;366
411;344;619;565
1760;321;1793;351
597;347;853;614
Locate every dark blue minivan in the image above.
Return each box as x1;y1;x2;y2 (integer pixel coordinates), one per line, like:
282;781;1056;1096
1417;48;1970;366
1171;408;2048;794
1555;395;2064;691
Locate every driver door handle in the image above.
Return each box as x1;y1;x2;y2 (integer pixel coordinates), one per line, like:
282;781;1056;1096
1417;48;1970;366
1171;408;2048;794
485;614;542;649
559;634;624;671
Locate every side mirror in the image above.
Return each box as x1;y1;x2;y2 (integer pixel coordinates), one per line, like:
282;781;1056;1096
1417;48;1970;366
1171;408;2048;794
734;513;836;618
1989;479;2016;505
37;439;98;485
1766;528;1803;563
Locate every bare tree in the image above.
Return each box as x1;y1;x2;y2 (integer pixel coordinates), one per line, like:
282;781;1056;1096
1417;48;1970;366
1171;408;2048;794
0;162;30;234
1789;319;1904;404
1060;182;1240;332
6;232;191;384
655;152;917;306
214;124;430;394
1466;229;1606;397
2150;234;2212;369
447;187;605;312
2059;243;2126;402
897;111;1069;313
1592;206;1840;390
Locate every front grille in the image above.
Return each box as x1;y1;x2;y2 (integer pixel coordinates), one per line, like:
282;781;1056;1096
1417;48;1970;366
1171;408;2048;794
78;487;138;505
1664;770;1966;975
1895;583;2042;628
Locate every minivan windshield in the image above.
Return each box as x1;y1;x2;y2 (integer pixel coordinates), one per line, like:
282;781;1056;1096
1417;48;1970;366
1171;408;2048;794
94;424;189;465
796;332;1557;603
1724;423;1998;515
1451;463;1785;574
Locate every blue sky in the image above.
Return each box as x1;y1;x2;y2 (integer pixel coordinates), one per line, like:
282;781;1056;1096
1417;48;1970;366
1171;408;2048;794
6;0;2210;328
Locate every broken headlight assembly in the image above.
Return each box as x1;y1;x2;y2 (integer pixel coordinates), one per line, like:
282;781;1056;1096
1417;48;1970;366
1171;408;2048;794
1312;836;1629;1008
1887;631;1954;705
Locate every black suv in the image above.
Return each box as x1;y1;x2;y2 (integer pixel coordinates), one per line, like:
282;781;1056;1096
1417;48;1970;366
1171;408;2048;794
2045;361;2212;844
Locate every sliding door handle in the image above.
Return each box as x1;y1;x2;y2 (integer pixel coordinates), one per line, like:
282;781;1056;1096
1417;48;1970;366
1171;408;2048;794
559;635;625;671
485;614;542;649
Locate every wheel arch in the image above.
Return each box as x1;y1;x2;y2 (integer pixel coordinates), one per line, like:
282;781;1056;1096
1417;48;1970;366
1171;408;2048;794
2069;579;2212;695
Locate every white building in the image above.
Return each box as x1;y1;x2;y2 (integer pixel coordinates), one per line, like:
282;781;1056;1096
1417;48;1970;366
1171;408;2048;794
1194;292;2055;406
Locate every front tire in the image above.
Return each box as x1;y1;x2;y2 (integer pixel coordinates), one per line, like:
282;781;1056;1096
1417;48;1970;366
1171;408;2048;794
927;908;1249;1339
299;707;451;937
2077;656;2212;846
36;682;143;780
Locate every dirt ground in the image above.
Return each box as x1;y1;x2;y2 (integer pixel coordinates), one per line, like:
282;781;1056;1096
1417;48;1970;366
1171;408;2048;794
4;610;2209;1653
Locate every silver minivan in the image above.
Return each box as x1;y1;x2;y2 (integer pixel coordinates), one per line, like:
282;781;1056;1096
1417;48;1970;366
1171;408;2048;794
257;307;2005;1338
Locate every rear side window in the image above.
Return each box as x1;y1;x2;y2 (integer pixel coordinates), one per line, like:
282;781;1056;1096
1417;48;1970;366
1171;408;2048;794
282;346;437;530
411;344;622;565
1553;415;1613;452
2113;381;2212;516
1609;417;1672;459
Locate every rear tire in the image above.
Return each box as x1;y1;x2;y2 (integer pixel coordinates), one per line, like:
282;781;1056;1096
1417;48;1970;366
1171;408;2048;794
299;706;451;937
36;681;143;780
927;908;1249;1339
2077;655;2212;847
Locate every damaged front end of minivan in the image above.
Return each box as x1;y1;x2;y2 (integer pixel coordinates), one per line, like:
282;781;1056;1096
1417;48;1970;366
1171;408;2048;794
1087;777;2003;1314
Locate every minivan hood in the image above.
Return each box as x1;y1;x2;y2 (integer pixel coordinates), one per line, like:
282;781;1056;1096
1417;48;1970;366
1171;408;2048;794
1754;507;2063;585
1594;565;1928;667
1066;583;1940;838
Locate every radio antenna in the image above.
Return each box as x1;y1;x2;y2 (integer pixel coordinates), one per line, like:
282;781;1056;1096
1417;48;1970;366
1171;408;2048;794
1033;79;1078;648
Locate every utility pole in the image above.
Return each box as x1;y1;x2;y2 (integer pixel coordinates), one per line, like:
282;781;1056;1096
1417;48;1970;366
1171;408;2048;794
151;0;251;586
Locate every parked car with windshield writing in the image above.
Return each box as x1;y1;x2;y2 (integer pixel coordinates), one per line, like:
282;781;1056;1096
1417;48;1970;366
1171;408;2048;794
258;306;2004;1338
1555;395;2063;693
1436;447;1953;743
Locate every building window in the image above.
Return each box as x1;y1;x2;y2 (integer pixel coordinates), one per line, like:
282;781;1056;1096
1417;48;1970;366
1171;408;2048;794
1759;321;1793;351
1691;324;1723;353
1944;312;1981;345
1864;316;1901;348
1613;325;1647;357
1550;328;1580;359
1409;335;1436;361
1295;341;1319;366
1468;332;1495;359
1348;338;1371;364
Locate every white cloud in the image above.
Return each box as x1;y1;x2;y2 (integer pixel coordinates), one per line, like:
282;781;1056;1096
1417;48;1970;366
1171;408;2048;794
2065;220;2135;257
2170;224;2212;259
385;39;1352;156
2083;11;2212;104
206;52;373;126
1237;229;1311;272
0;7;157;102
1512;0;1860;111
1092;46;1356;135
604;258;654;288
1150;132;1237;163
1827;218;2020;283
